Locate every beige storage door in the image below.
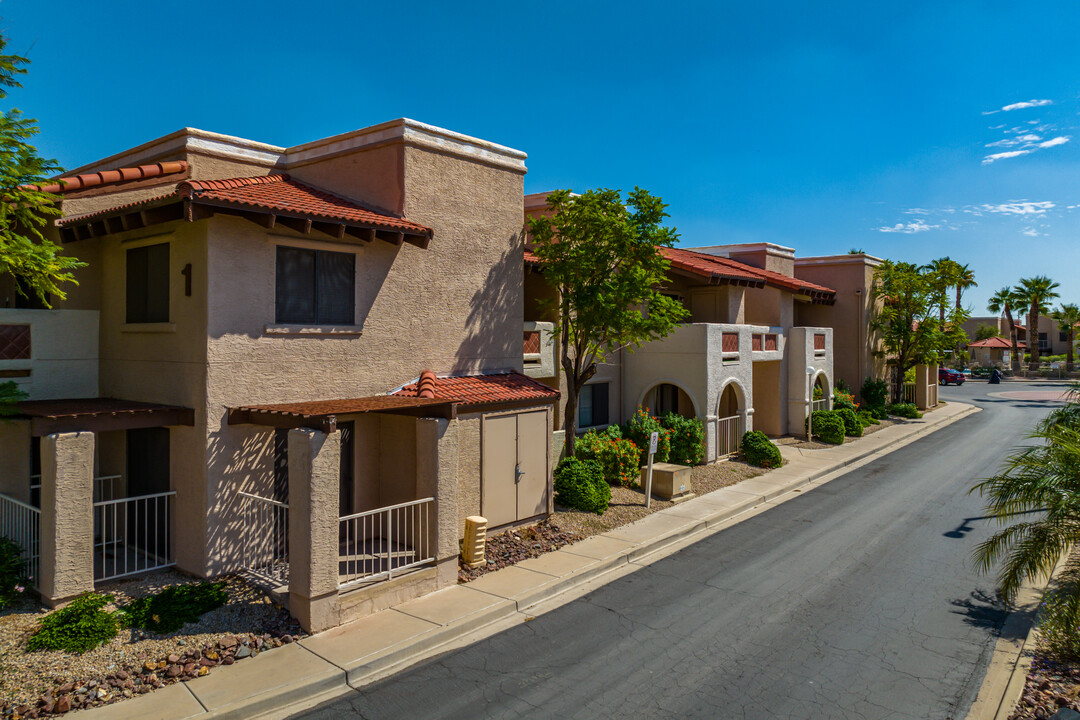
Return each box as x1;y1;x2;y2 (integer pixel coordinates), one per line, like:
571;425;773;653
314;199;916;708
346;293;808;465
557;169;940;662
516;411;548;519
482;415;519;527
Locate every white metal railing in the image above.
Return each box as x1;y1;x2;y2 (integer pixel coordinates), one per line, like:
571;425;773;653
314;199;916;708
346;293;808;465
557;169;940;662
0;492;40;590
902;382;916;404
716;415;743;457
239;491;289;586
29;474;124;507
94;492;175;582
338;497;435;589
812;398;829;413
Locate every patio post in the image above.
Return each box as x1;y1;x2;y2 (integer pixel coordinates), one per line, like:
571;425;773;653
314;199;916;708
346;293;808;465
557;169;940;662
287;427;341;633
39;432;95;607
416;417;459;588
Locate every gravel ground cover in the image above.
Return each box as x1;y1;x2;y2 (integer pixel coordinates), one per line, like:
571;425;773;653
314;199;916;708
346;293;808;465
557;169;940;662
0;571;303;719
1008;655;1080;718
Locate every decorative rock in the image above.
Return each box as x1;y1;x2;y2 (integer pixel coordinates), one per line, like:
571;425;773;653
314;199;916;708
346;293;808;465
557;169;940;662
197;666;209;677
177;639;185;646
143;661;157;672
122;679;135;690
95;688;108;700
199;658;215;668
282;634;294;643
122;690;133;698
166;665;182;678
222;656;234;665
55;696;71;713
167;654;180;664
204;650;219;661
220;636;237;650
183;663;195;674
116;670;129;681
56;683;73;695
235;646;251;659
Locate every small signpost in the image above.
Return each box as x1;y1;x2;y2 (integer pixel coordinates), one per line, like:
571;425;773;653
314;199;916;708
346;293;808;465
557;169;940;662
645;431;658;508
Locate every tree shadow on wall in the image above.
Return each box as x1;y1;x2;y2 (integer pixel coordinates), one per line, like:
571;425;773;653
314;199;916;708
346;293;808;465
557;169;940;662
455;231;522;375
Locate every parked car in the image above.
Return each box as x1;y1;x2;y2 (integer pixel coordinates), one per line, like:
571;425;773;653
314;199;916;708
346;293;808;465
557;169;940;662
939;367;965;386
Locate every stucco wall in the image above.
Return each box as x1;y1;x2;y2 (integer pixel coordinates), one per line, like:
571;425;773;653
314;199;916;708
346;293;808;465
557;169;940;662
0;309;99;400
455;413;482;533
0;421;31;503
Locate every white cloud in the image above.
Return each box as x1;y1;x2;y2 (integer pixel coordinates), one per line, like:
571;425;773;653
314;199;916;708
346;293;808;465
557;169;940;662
1038;136;1070;148
903;207;930;215
983;99;1053;114
983;150;1031;164
1022;227;1041;237
973;201;1056;215
877;219;938;233
986;134;1042;147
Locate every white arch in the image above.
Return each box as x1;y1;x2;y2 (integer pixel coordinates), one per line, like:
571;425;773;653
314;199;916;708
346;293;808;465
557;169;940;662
716;378;748;417
636;379;701;418
811;370;831;409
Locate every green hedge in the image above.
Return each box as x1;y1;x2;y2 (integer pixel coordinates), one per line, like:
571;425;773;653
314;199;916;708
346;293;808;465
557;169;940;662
856;410;879;427
888;402;922;419
576;430;641;487
661;412;705;466
742;431;782;468
554;457;610;514
624;408;671;464
834;408;863;437
806;410;845;444
28;593;120;653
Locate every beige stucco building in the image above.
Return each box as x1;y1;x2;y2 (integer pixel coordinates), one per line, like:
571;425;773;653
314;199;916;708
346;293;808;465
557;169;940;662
0;120;558;632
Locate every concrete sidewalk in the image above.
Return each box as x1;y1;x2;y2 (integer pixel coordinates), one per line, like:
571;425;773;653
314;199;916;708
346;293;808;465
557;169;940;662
78;402;979;720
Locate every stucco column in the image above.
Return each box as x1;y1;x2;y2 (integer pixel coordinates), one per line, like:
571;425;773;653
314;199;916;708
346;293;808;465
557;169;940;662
914;364;934;410
287;428;341;633
416;418;459;589
0;421;31;504
40;432;95;607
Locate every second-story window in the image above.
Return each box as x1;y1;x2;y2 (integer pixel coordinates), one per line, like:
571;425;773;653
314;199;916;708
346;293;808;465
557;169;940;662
126;243;170;323
578;383;609;428
275;246;355;325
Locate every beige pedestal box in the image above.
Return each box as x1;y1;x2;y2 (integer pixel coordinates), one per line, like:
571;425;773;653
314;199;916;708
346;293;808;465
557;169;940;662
641;463;693;501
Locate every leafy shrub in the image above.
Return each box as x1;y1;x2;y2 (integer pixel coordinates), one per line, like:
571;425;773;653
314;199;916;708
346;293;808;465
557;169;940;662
28;593;120;653
833;389;857;412
660;413;705;466
834;408;863;437
601;424;622;440
903;366;916;383
868;405;889;420
835;378;851;394
553;457;610;514
119;581;228;634
576;430;640;487
1036;574;1080;660
0;537;28;608
624;407;671;464
741;431;781;468
806;411;845;444
887;402;922;419
860;378;888;410
856;410;879;427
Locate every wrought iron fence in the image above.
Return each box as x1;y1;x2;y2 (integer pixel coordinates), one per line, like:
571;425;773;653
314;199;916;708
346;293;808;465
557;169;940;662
239;491;290;586
338;497;435;589
93;492;175;582
716;415;743;457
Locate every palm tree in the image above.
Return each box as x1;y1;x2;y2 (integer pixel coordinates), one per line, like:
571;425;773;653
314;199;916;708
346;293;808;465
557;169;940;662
1052;303;1080;371
925;257;961;324
972;397;1080;606
988;287;1021;372
954;263;977;310
1017;276;1061;368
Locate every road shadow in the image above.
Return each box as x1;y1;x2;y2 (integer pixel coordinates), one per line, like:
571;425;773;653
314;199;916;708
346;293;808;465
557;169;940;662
950;589;1013;635
944;509;1043;539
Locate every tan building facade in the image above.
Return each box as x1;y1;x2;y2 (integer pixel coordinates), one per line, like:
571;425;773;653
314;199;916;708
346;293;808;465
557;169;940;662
0;120;558;632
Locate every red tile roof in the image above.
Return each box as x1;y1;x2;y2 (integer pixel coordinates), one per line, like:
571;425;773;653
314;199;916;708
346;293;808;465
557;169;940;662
969;336;1026;349
395;371;559;408
58;174;432;242
27;161;189;195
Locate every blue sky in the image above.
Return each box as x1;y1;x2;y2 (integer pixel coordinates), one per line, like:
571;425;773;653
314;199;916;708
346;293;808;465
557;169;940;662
3;0;1079;314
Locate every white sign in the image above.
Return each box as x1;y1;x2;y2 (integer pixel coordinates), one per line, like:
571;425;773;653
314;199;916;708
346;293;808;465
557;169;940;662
1003;351;1011;366
1051;362;1061;370
649;431;659;455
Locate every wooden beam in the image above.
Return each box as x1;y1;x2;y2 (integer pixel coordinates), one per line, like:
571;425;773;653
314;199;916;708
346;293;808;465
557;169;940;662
405;232;430;249
344;226;376;243
277;216;313;235
30;406;195;437
375;230;404;245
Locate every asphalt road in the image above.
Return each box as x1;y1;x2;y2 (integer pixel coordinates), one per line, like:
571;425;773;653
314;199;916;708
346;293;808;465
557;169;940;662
299;381;1067;720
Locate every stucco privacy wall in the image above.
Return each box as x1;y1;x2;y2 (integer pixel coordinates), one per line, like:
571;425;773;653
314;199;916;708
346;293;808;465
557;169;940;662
201;134;525;575
786;326;834;435
0;309;99;400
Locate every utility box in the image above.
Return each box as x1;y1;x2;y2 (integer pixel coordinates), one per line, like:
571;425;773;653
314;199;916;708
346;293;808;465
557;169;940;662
642;463;692;501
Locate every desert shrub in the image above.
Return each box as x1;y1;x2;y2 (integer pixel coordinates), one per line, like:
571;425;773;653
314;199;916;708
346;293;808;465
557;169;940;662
833;389;857;412
860;378;889;410
553;457;610;514
1036;574;1080;660
624;407;671;464
888;402;922;419
834;408;863;437
601;423;622;440
835;378;852;394
869;405;889;420
576;430;640;486
660;413;705;466
741;431;781;468
806;411;845;444
856;410;879;427
119;581;229;634
28;593;120;653
0;537;28;609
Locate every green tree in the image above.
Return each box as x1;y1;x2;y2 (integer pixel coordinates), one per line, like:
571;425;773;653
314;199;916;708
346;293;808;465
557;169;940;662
974;324;1001;342
870;260;968;401
528;188;688;456
1017;276;1061;368
972;389;1080;606
924;257;962;325
987;286;1023;373
954;262;977;310
1052;303;1080;372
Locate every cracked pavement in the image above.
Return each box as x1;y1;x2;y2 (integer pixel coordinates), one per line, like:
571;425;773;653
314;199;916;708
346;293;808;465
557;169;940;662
297;382;1059;719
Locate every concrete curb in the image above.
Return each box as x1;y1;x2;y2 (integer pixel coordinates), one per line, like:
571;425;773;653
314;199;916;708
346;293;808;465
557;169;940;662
965;552;1073;720
82;402;979;720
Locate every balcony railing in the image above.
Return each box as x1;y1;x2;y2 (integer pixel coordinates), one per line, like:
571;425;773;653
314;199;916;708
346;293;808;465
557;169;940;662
94;491;175;582
338;497;435;589
239;491;290;586
0;493;40;590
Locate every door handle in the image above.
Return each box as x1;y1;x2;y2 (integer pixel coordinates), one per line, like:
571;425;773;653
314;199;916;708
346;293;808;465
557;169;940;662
515;464;524;484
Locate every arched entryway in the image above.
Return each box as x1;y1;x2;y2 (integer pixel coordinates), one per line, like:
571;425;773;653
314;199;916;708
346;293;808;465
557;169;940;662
812;372;831;412
642;382;697;420
716;381;746;457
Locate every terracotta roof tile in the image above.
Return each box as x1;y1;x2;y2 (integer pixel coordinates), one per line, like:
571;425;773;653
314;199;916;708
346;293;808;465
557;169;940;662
395;371;559;408
27;161;189;195
969;336;1026;349
232;395;454;417
58;174;432;239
